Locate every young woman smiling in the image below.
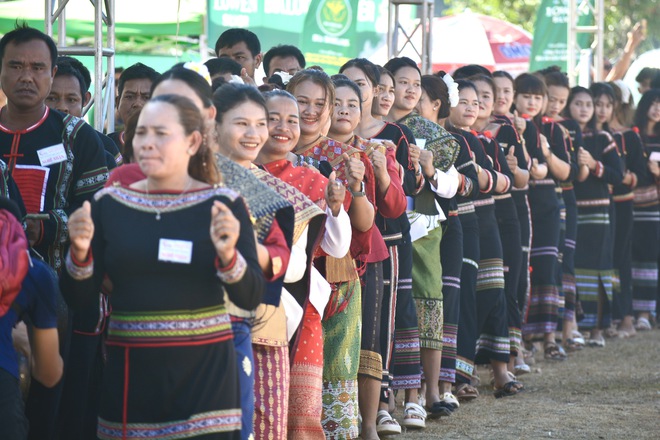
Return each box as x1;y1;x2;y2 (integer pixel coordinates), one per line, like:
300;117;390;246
257;89;351;439
287;68;375;439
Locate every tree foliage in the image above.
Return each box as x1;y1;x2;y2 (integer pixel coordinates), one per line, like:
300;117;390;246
442;0;659;60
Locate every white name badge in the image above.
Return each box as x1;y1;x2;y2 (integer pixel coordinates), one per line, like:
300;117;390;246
158;239;193;264
37;143;67;167
415;138;427;150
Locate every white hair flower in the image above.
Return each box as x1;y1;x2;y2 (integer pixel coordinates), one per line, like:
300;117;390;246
229;75;245;85
273;71;293;86
183;61;212;86
443;73;459;107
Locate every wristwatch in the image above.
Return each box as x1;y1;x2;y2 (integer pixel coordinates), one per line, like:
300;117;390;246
350;181;366;197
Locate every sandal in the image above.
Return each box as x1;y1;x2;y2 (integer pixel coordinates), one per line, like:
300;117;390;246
565;337;584;352
586;337;605;348
441;392;460;409
514;363;531;375
401;402;426;429
544;342;567;361
425;400;453;419
635;317;652;331
493;380;524;398
376;410;401;436
454;383;479;402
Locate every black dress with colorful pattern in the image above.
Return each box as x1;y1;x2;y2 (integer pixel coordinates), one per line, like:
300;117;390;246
61;185;264;440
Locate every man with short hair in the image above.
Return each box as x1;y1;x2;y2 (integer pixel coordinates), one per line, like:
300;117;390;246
262;44;306;80
215;28;262;84
47;57;122;169
0;23;108;440
108;62;159;150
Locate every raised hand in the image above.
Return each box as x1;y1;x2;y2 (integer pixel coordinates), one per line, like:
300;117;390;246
409;143;421;171
419;149;435;178
369;148;389;183
513;110;526;136
68;201;94;261
577;147;595;170
325;170;346;216
342;152;365;193
506;147;518;175
210;200;240;266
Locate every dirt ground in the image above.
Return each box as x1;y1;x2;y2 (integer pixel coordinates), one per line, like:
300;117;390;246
392;330;660;439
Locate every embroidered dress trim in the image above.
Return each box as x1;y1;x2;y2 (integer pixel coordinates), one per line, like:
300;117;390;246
576;198;610;207
106;305;232;347
97;409;241;440
94;186;238;216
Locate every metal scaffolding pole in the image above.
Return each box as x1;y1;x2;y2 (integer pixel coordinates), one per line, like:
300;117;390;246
45;0;116;132
567;0;604;86
387;0;434;74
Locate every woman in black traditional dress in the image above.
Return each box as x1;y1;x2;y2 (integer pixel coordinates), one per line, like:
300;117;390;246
514;74;571;361
62;94;264;439
632;90;660;329
591;82;645;338
471;74;527;371
448;80;522;398
566;86;623;346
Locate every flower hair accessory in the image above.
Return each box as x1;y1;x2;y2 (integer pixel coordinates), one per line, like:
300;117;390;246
442;73;459;107
273;71;293;86
229;75;245;85
183;61;212;86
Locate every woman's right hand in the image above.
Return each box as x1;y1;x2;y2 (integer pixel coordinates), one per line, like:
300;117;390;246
68;201;94;262
513;110;526;136
325;171;346;217
211;200;240;266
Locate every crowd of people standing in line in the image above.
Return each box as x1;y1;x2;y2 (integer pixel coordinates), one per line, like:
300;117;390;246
1;22;660;440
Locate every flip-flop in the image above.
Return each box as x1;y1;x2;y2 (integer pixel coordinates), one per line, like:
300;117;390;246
454;383;479;402
493;380;524;399
425;400;453;419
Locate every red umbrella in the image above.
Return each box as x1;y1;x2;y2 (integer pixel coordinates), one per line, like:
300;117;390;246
431;12;532;76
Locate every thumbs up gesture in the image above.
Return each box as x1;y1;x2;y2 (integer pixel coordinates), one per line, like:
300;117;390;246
325;170;346;217
505;146;518;175
68;201;94;261
343;152;365;193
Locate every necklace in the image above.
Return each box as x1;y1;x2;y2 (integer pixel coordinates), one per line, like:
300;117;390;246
145;177;193;220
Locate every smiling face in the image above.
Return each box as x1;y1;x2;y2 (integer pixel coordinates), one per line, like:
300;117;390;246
132;101;197;180
330;85;361;138
292;79;330;138
46;74;84;116
493;76;514;115
594;94;614;125
373;73;394;117
649;100;660;124
568;92;594;127
392;66;422;114
216;100;268;167
449;87;479;129
261;95;300;159
514;92;544;118
0;39;55;113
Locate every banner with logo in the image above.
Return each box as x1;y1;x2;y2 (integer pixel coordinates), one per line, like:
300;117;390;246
207;0;388;73
529;0;593;71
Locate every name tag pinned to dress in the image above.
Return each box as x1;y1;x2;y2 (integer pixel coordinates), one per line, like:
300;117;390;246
37;143;67;167
158;239;193;264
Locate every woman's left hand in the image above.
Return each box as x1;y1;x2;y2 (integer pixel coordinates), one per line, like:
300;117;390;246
210;200;240;266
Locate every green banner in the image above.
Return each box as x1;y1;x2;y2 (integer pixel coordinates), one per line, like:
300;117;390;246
529;0;593;72
207;0;386;73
